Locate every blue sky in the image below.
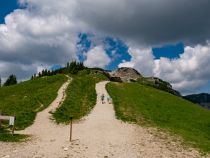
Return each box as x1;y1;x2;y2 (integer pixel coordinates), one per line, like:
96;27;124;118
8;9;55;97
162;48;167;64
77;33;184;70
77;33;132;70
0;0;19;23
153;43;184;59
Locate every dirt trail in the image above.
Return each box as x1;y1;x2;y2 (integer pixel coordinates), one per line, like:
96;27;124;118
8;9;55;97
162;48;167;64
0;81;205;158
0;77;72;158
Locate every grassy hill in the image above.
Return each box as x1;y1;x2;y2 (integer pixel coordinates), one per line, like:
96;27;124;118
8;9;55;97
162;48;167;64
0;75;67;130
107;82;210;153
53;70;108;123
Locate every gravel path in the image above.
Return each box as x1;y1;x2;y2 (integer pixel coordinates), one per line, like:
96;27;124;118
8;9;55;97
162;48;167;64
0;81;206;158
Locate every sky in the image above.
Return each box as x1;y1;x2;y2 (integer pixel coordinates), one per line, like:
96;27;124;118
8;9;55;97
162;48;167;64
0;0;210;95
0;0;19;23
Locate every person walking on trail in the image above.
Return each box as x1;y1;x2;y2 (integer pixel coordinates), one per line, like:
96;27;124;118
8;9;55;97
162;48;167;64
101;94;105;104
107;95;112;104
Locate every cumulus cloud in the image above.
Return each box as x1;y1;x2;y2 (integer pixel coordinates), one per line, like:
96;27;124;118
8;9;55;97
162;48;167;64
118;61;134;68
155;43;210;94
84;46;111;68
119;42;210;94
119;48;155;76
0;0;81;81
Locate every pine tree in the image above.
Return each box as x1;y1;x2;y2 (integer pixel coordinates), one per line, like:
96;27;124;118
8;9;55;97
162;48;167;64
4;74;17;86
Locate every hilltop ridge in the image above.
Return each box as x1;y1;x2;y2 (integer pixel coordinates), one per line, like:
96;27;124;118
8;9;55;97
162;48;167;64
184;93;210;109
107;67;180;96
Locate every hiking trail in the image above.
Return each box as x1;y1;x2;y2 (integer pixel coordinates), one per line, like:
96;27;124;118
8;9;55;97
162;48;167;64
0;81;204;158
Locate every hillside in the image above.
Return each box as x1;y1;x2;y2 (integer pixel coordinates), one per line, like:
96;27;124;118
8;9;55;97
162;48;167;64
53;69;108;123
0;75;67;130
107;82;210;153
184;93;210;109
1;80;201;157
0;67;207;157
108;67;180;96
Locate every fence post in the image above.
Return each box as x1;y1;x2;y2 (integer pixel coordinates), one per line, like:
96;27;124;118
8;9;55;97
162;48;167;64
70;116;73;142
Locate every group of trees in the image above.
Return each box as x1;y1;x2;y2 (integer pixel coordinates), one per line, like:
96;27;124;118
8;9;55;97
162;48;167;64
0;61;85;87
66;61;85;74
0;75;17;87
31;69;57;80
31;61;86;80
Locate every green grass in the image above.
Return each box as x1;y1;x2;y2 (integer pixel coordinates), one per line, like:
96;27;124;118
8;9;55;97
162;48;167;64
107;82;210;153
0;128;29;142
53;70;108;123
0;75;67;130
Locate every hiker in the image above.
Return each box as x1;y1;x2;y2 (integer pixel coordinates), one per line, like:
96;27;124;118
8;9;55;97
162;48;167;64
107;95;112;104
101;94;105;104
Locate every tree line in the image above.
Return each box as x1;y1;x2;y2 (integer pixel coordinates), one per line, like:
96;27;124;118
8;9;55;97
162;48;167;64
31;61;86;80
0;61;86;87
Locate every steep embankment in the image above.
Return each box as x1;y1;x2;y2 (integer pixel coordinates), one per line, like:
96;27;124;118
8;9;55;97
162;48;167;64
107;82;210;153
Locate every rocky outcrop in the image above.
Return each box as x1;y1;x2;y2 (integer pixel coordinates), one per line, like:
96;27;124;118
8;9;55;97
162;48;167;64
141;77;181;96
109;67;142;82
109;67;180;96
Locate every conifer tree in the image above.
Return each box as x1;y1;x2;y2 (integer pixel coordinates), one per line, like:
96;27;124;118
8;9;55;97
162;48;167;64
4;74;17;86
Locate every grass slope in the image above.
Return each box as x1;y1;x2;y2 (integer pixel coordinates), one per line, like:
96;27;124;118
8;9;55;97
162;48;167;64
107;82;210;153
53;70;108;123
0;128;28;142
0;75;67;130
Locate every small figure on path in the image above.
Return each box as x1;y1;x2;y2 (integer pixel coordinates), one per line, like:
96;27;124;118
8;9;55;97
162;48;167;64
107;95;112;104
101;94;105;104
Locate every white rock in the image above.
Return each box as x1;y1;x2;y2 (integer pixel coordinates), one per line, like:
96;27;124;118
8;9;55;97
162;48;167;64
64;147;68;151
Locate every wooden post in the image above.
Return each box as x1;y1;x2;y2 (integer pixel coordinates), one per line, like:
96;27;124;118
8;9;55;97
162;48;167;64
70;116;73;142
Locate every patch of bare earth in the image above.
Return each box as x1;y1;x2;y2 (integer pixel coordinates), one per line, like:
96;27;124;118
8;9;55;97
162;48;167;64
0;81;208;158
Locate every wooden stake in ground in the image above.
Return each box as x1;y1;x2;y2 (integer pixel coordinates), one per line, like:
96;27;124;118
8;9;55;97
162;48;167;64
70;116;73;142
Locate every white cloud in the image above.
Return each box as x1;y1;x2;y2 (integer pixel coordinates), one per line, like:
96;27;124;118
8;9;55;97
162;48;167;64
84;46;111;68
154;43;210;94
118;61;134;68
129;48;155;76
119;42;210;94
119;47;155;76
0;0;80;81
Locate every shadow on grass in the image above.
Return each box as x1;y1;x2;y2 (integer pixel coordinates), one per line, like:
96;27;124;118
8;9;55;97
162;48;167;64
0;128;29;142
